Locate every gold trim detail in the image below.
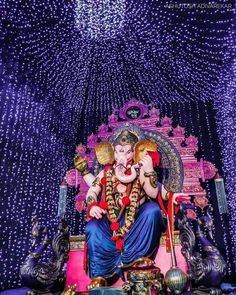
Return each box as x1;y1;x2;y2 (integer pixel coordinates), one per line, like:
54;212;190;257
69;231;181;250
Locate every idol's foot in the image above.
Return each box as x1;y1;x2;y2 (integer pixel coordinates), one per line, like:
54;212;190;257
119;257;155;269
87;276;107;290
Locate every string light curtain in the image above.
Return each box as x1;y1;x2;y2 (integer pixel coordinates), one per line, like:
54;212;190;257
214;23;236;273
1;0;235;289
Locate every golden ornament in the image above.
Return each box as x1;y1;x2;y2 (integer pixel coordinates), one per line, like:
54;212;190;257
164;266;188;294
61;284;77;295
74;155;89;176
95;141;114;165
87;276;107;290
134;140;157;163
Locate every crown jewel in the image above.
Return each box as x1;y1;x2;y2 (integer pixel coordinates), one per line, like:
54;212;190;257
114;130;139;147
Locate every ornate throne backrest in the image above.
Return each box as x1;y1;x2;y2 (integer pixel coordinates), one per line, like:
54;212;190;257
66;99;217;213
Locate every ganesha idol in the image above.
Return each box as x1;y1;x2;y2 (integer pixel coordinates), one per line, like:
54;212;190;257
74;127;189;289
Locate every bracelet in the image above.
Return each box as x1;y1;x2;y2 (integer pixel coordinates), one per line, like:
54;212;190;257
144;171;156;177
144;171;157;188
86;195;97;206
92;177;102;187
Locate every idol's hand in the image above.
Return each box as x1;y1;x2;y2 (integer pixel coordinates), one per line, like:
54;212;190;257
140;154;154;173
90;206;106;219
173;193;191;205
74;154;89;176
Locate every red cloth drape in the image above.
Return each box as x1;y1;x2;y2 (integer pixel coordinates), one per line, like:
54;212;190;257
157;191;174;252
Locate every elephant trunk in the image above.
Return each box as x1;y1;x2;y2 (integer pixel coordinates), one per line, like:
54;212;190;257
115;163;137;184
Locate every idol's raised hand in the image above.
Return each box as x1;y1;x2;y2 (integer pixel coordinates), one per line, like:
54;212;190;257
140;154;154;173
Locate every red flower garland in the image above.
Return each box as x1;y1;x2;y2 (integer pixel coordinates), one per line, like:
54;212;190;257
110;221;120;231
111;236;123;252
122;196;130;206
116;238;123;252
101;177;106;186
99;200;108;210
111;236;119;241
105;168;140;253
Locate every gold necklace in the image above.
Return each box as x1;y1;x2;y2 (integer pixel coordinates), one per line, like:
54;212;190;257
105;168;140;238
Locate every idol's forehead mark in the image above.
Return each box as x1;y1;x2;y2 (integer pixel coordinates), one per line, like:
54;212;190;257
114;144;133;152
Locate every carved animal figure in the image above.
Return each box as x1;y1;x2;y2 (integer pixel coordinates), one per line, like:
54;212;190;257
178;204;226;287
20;219;70;293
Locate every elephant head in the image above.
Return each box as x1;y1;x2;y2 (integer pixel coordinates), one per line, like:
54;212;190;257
113;143;138;183
95;130;139;184
95;130;158;184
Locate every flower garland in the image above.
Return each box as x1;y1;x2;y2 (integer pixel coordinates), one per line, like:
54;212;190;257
102;168;140;251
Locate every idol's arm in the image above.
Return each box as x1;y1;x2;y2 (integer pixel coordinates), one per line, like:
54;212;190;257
86;171;106;219
140;169;159;199
83;173;96;187
139;154;159;199
85;170;104;205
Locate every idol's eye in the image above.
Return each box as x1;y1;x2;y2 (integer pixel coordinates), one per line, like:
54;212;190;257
127;150;131;154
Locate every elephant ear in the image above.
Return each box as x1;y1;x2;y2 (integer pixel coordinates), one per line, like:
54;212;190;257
134;140;157;163
95;141;114;165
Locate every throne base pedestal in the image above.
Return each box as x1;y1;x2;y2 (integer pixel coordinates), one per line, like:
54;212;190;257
123;267;166;295
66;235;187;292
